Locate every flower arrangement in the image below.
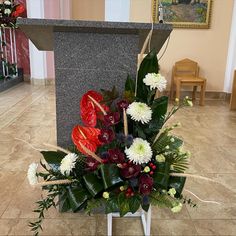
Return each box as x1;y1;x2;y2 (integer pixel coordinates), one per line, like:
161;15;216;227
28;50;194;235
0;0;25;27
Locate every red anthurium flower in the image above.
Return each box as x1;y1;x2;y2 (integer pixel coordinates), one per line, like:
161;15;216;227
11;4;25;18
80;90;109;127
71;125;101;155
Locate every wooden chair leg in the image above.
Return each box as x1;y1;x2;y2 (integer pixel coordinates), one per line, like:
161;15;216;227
192;86;197;102
170;82;175;100
175;81;181;101
200;81;206;106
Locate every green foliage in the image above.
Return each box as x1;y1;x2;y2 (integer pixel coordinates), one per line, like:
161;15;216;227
99;164;123;189
40;151;67;172
152;132;183;154
29;191;58;236
118;192;130;217
168;177;186;198
167;152;189;173
101;86;119;105
136;50;159;102
83;171;104;197
153;162;170;189
148;96;168;133
149;191;177;208
86;198;106;214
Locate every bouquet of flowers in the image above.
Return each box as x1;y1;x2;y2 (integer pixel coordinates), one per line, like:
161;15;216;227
0;0;25;27
28;50;194;235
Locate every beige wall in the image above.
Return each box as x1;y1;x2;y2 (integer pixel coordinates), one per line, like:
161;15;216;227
130;0;152;23
71;0;233;92
71;0;105;21
159;0;234;92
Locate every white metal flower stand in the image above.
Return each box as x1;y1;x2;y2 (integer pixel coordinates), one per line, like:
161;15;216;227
107;207;152;236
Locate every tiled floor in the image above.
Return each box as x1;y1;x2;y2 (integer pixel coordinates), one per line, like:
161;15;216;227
0;83;236;236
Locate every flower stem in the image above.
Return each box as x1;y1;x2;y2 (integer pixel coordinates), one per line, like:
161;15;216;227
79;142;103;163
123;108;128;136
88;95;107;115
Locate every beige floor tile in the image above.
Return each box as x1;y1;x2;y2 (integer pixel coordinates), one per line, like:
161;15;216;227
193;219;236;235
0;84;236;236
151;219;198;235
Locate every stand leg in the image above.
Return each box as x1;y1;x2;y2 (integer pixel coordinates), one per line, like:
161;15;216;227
107;213;112;236
146;207;152;236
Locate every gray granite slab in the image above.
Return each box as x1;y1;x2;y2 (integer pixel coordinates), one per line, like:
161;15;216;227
54;31;139;147
17;18;172;52
17;19;172;147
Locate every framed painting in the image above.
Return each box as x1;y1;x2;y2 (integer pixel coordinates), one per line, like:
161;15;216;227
152;0;212;29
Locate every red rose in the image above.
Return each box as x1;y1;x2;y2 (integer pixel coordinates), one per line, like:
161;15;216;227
139;175;154;195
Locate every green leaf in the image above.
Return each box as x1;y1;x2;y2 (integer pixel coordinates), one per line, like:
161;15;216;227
125;75;135;93
129;195;141;214
105;197;119;214
40;151;67;171
83;172;104;197
118;192;130;217
168;176;186;198
141;203;150;212
153;162;170;189
101;86;119;104
100;164;123;189
136;50;159;101
67;186;89;212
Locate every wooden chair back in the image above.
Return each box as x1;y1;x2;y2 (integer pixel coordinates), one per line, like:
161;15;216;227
173;58;199;78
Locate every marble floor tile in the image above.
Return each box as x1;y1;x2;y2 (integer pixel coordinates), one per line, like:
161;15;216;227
193;219;236;235
0;83;236;235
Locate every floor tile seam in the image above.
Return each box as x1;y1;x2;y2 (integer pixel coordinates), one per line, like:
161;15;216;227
0;89;46;130
0;84;41;116
2;218;235;220
0;86;43;119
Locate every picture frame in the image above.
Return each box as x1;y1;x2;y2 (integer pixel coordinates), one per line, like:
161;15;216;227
152;0;213;29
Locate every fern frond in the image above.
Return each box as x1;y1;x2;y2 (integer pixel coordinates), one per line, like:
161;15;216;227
149;191;177;208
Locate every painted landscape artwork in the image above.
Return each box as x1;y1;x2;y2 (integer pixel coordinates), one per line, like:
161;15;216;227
157;0;212;28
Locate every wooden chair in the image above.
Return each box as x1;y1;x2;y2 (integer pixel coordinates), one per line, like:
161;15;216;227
170;58;207;106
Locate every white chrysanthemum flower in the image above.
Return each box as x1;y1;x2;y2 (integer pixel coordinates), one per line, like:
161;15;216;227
27;163;38;186
60;153;78;176
125;138;152;164
4;8;11;15
4;0;11;5
126;102;152;124
171;202;183;213
143;73;167;92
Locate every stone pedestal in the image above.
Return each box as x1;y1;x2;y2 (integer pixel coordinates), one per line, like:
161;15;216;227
18;19;172;147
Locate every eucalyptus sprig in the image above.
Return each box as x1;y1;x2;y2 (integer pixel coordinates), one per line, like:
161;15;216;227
29;191;58;236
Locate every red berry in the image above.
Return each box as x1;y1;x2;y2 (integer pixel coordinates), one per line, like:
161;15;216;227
127;187;132;193
150;171;154;175
130;192;134;197
125;193;130;198
152;165;156;170
149;163;153;167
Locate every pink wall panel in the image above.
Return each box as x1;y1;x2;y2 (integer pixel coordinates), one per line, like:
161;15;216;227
16;0;30;76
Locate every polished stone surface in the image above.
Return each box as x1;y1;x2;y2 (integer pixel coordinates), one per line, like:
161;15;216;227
0;83;236;235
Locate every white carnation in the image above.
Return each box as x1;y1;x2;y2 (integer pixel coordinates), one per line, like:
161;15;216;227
143;73;167;92
125;138;152;164
126;102;152;124
27;163;38;186
60;153;78;176
4;1;12;5
4;8;11;15
171;202;183;213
